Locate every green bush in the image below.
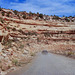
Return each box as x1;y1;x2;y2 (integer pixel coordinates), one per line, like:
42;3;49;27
6;26;10;30
65;17;70;22
12;59;18;66
6;13;10;17
12;28;16;31
17;14;20;19
14;10;18;15
37;38;40;42
2;11;5;16
23;15;26;19
30;52;35;56
43;32;50;37
19;45;24;49
67;52;74;56
4;40;12;46
39;14;43;18
0;6;2;11
52;15;60;20
0;18;4;23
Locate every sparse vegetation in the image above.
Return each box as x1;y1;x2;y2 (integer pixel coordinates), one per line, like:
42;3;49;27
12;59;18;66
0;7;74;22
26;32;37;36
0;18;4;23
30;52;35;56
12;28;16;31
3;40;12;47
65;17;70;22
23;14;26;19
6;26;10;30
19;44;24;49
39;13;43;18
67;52;74;56
0;6;2;11
17;14;20;19
29;11;33;16
0;7;75;74
14;10;18;15
52;15;60;20
6;13;10;17
1;11;5;16
37;38;40;42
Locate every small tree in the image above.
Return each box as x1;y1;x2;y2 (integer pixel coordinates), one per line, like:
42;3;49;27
69;16;72;17
0;6;2;11
29;11;32;16
39;13;43;18
72;20;74;22
1;11;5;16
17;14;20;19
63;15;65;17
37;12;39;14
52;15;60;20
65;17;70;22
22;14;26;19
6;13;10;17
14;10;18;15
0;18;4;23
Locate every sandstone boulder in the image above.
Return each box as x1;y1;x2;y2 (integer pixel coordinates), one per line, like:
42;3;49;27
23;50;29;54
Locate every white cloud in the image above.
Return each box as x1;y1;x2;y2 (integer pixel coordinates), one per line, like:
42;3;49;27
1;0;75;16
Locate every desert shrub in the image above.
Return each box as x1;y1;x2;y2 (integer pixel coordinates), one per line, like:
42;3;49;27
43;32;50;37
23;14;26;19
72;20;74;22
39;14;43;18
0;18;4;23
29;11;33;16
37;12;39;14
52;15;60;20
18;29;22;32
65;17;70;22
1;11;5;16
37;38;40;42
6;13;10;17
26;43;30;46
4;40;12;46
19;45;24;49
12;28;16;31
67;52;74;56
6;26;10;30
17;14;20;19
0;6;2;11
30;52;35;56
26;32;37;36
13;10;18;15
18;29;27;35
12;59;18;66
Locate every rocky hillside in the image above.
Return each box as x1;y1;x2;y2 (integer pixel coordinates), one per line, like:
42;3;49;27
0;8;75;22
0;8;75;75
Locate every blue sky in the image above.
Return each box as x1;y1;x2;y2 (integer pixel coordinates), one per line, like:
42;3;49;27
0;0;75;16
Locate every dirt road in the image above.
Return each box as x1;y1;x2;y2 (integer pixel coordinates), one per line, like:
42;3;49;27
7;53;75;75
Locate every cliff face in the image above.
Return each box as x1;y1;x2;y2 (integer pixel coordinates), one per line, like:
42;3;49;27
0;8;75;75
